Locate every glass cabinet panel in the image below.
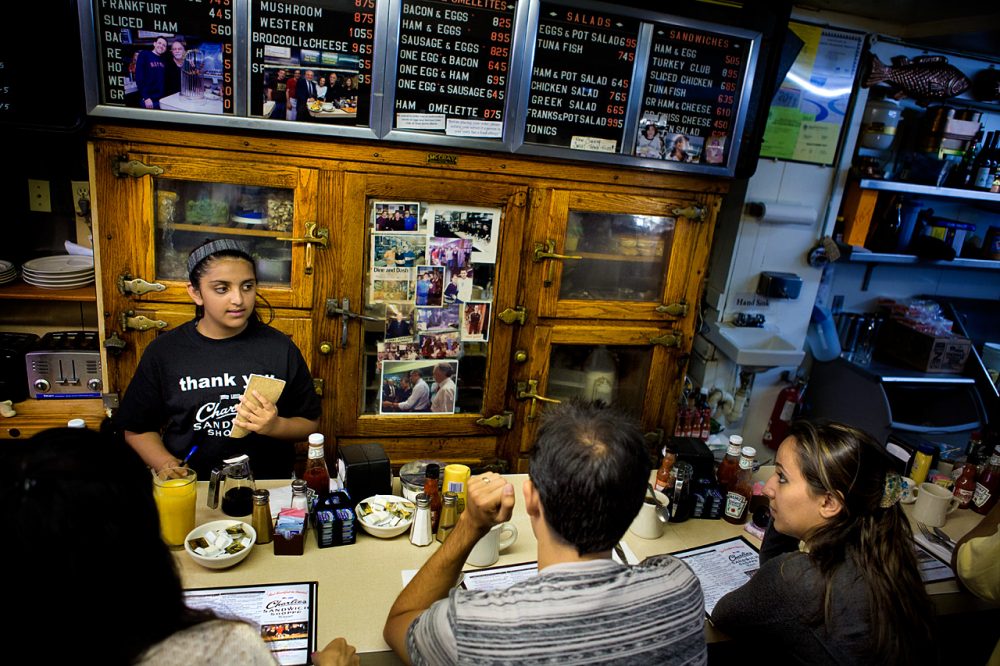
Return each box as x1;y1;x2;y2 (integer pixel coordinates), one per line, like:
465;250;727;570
153;178;296;285
561;211;676;301
546;344;652;418
359;199;501;417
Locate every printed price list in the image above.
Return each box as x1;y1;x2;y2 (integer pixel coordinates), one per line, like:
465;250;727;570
635;25;750;165
523;5;639;152
95;0;236;114
393;0;517;137
249;0;376;124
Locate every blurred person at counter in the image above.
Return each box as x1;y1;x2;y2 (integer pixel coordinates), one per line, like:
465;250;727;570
116;239;321;479
712;420;938;665
163;38;186;98
1;426;358;665
952;501;1000;665
384;400;707;665
135;36;168;109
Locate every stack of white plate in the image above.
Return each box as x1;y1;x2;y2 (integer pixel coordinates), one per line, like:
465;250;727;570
0;260;16;285
21;255;95;289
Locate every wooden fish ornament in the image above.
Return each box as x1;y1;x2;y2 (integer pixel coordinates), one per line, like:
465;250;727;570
863;54;971;103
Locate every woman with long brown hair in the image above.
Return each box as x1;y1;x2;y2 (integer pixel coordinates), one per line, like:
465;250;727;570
712;420;938;665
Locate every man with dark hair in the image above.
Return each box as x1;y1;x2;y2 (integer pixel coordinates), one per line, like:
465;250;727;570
384;400;707;665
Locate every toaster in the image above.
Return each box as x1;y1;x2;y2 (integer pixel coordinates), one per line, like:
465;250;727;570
26;331;103;399
0;332;40;402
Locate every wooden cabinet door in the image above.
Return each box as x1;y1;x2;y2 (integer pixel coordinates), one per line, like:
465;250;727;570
331;172;527;461
91;142;320;312
504;323;686;469
527;189;716;324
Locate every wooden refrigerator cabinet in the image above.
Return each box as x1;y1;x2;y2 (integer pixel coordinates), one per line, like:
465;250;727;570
89;124;725;471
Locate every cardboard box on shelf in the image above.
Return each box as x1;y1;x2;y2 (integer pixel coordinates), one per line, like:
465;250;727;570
879;318;971;373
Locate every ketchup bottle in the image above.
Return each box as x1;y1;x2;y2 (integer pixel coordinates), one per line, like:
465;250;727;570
972;446;1000;515
723;446;756;525
303;433;331;496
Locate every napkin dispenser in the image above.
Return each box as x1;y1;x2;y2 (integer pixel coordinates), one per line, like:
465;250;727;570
339;443;391;501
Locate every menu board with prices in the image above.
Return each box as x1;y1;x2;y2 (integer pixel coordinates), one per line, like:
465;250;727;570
523;4;639;153
95;0;236;115
392;0;517;139
249;0;375;125
634;24;751;167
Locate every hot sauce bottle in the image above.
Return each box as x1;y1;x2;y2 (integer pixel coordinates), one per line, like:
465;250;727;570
424;463;442;532
717;435;743;493
953;463;978;509
654;448;677;493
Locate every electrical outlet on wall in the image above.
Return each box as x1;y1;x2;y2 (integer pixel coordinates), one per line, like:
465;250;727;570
71;181;91;215
28;179;52;212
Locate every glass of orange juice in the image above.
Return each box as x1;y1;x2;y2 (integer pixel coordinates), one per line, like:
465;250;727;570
153;467;197;547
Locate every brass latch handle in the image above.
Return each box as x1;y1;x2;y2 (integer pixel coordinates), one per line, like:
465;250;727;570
497;306;527;326
671;205;706;221
655;301;689;317
122;311;168;331
103;332;127;357
516;380;561;422
477;411;514;430
278;222;329;276
113;158;164;178
118;274;166;296
649;331;684;348
326;297;382;347
533;239;582;287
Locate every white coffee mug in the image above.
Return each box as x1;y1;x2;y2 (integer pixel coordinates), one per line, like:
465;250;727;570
629;489;669;540
911;482;959;527
467;522;518;567
899;476;918;504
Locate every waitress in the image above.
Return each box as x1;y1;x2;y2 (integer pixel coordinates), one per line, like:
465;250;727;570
116;239;321;479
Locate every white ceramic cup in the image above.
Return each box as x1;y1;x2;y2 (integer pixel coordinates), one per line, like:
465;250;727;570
911;482;959;527
467;522;518;567
899;476;918;504
629;489;669;540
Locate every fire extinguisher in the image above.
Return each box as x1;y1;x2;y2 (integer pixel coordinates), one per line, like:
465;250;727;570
762;378;806;450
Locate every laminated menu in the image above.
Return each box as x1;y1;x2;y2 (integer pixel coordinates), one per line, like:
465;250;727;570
184;582;318;665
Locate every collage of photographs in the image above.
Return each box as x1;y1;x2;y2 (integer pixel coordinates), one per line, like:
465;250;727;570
369;201;501;416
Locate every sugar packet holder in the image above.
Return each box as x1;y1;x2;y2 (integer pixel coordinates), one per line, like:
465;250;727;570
273;507;307;556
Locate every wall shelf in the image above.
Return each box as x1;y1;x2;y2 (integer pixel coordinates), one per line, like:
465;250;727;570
0;283;97;302
858;179;1000;205
839;251;1000;291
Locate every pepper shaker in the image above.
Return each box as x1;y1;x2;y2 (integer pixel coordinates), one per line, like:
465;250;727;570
251;488;273;544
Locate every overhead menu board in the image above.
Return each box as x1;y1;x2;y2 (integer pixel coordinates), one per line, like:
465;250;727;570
248;0;376;125
94;0;236;114
633;24;751;166
391;0;518;139
523;4;639;153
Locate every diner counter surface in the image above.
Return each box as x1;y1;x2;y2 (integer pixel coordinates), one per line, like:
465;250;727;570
175;471;990;661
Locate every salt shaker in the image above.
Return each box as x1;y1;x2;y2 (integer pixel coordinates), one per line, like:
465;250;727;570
251;488;273;544
410;493;433;546
290;479;309;511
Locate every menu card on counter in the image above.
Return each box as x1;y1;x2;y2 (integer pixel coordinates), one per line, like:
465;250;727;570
248;0;375;125
392;0;518;138
523;3;640;153
672;536;759;617
634;24;752;167
95;0;236;114
185;581;318;665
